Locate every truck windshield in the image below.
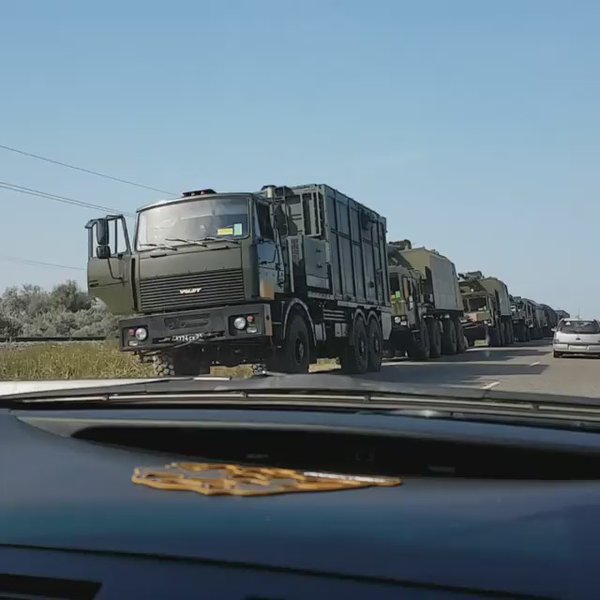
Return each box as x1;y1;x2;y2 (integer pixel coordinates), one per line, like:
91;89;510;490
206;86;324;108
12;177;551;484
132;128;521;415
136;197;249;249
467;297;488;311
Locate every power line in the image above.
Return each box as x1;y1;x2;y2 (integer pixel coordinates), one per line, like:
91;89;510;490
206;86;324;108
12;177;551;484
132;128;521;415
0;255;85;271
0;142;174;195
0;181;134;216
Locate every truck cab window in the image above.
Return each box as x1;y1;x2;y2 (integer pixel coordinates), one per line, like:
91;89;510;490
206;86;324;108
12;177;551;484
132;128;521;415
256;203;274;240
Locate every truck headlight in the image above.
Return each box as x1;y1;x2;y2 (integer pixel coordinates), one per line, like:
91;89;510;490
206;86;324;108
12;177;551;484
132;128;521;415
233;316;247;330
134;327;148;341
394;316;402;324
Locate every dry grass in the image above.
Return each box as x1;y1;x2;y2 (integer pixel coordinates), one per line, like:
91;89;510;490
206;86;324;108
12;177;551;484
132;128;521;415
0;342;339;380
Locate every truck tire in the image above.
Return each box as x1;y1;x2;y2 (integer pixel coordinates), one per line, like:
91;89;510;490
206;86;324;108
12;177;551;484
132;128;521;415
153;351;210;377
441;319;458;355
454;319;468;353
407;320;430;360
497;320;506;346
339;316;369;374
366;318;383;372
267;313;310;374
508;322;515;344
488;327;501;347
428;319;442;358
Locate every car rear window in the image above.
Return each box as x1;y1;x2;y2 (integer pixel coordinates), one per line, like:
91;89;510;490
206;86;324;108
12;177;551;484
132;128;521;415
559;320;600;334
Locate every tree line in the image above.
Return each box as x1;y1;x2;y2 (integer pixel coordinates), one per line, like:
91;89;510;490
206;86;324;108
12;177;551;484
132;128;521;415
0;281;117;338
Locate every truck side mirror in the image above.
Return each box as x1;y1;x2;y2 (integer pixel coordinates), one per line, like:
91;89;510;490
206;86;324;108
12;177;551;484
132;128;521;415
96;219;109;246
96;245;111;259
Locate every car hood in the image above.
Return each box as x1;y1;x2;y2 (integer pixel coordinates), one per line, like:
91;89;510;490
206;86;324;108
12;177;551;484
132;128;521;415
1;406;599;597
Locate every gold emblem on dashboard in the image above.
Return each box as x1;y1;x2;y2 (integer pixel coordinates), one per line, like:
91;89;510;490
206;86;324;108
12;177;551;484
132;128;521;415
132;463;402;497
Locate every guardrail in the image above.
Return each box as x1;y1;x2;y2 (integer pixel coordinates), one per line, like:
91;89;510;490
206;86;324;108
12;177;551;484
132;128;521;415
0;336;109;343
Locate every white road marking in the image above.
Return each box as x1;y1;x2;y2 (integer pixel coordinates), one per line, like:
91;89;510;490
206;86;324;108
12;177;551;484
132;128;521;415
530;361;540;367
481;381;500;390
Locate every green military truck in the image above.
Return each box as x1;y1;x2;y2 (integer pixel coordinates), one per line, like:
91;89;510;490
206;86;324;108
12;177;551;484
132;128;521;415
510;295;535;342
387;241;467;359
459;272;514;347
86;184;391;376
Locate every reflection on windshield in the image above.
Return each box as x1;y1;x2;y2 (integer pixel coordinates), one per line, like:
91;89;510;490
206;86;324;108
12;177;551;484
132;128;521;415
136;197;249;249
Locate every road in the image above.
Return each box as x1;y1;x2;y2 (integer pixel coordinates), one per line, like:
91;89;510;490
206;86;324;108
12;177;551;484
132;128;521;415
360;340;600;398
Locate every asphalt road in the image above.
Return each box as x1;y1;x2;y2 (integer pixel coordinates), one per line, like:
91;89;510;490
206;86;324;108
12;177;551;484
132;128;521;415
361;340;600;398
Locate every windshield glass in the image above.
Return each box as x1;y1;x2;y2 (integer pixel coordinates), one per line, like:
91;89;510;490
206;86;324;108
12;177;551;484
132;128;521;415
136;197;249;249
466;297;488;311
559;321;600;334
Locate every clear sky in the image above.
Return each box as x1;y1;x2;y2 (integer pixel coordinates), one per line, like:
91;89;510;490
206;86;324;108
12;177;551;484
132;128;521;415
1;0;598;316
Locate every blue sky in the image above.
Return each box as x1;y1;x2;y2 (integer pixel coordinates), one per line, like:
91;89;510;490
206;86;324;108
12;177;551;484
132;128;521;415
1;0;598;316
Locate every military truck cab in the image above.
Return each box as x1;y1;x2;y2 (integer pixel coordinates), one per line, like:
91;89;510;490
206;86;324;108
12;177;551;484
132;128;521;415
459;272;514;347
86;184;391;376
387;241;467;360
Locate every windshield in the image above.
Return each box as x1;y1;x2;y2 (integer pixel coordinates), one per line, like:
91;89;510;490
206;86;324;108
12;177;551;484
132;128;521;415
136;197;249;249
559;320;600;334
465;297;488;312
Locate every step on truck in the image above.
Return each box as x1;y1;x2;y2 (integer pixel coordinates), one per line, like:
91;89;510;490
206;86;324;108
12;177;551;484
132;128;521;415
85;184;391;376
459;272;514;347
387;240;467;360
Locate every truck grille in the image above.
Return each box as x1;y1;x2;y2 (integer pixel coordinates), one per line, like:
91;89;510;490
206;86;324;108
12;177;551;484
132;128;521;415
139;269;245;312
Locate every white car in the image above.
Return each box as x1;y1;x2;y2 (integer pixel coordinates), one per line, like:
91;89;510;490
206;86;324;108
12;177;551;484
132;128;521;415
553;319;600;358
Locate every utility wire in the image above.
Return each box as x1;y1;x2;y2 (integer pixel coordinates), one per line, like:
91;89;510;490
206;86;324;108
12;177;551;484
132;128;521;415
0;143;174;195
0;255;85;271
0;181;134;216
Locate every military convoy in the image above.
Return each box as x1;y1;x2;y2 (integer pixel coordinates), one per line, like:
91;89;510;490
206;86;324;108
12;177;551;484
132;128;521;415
85;183;567;375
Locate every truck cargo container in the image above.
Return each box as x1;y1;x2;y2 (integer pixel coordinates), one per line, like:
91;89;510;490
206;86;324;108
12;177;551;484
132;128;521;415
86;184;391;376
387;241;467;359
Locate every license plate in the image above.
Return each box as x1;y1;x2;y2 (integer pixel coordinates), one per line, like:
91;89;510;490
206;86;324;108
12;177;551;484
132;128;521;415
172;333;204;342
569;345;588;351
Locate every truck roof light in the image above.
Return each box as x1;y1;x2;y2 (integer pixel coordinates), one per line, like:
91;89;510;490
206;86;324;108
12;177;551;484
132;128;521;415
182;188;216;197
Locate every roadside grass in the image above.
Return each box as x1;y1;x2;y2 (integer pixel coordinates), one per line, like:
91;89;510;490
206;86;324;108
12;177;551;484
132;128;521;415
0;342;339;380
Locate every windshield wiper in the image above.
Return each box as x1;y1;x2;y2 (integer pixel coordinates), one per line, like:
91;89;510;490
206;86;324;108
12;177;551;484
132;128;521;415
139;242;179;251
196;236;240;245
165;237;208;247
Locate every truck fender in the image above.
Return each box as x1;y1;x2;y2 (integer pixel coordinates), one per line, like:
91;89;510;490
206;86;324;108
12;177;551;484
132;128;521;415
281;299;317;352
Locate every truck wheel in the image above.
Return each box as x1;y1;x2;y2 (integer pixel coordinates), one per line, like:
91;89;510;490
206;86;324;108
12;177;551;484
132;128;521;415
153;351;210;377
339;317;369;374
366;318;383;372
428;319;442;358
488;327;501;347
441;319;458;355
455;319;468;353
407;320;430;360
268;313;310;374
